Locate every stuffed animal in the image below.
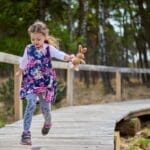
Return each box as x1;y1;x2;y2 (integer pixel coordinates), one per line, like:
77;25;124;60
71;44;87;71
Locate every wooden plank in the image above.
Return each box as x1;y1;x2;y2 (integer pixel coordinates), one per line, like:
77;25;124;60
14;64;23;121
124;108;150;120
79;64;150;73
116;71;121;100
1;52;150;73
52;60;68;69
66;67;74;105
0;99;149;150
0;52;20;65
0;52;69;69
114;132;120;150
1;52;150;149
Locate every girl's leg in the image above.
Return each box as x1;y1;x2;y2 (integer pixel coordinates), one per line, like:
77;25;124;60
38;93;52;125
23;93;37;132
38;93;52;135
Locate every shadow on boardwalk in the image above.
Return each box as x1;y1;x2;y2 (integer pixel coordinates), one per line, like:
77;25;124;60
0;99;149;150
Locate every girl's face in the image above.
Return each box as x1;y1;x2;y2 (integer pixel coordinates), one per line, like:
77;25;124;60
30;32;45;49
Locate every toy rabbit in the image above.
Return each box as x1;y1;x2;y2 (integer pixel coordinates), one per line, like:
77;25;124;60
71;44;87;71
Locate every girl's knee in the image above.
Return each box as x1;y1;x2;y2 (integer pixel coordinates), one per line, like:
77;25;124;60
26;94;37;109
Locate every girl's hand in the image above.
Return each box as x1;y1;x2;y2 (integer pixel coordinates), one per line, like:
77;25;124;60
64;54;75;62
70;54;75;61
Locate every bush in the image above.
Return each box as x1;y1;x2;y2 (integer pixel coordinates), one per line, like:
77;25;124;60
0;78;14;110
130;138;150;150
0;118;6;128
55;80;66;103
0;78;14;127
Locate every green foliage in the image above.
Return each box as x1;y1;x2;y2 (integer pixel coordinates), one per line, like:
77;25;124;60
0;0;84;55
0;37;28;55
130;138;150;150
0;63;13;77
0;0;150;91
0;78;14;128
0;0;149;62
0;78;14;116
55;80;66;103
0;118;5;128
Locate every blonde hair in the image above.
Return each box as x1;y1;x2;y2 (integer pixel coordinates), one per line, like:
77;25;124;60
46;35;60;49
28;21;60;49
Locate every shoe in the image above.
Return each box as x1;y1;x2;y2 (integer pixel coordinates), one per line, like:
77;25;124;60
41;123;52;135
21;131;32;145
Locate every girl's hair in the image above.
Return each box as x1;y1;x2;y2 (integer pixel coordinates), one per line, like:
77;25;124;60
28;21;60;49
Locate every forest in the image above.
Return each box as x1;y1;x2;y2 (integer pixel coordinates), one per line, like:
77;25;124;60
0;0;150;113
0;0;150;118
0;0;150;88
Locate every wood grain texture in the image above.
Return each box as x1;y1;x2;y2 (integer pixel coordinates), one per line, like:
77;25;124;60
0;99;149;150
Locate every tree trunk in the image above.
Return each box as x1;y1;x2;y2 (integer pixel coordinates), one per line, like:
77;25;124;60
137;0;150;85
39;0;46;21
78;0;90;87
97;0;113;94
78;0;88;36
138;0;150;49
135;33;147;84
66;1;73;42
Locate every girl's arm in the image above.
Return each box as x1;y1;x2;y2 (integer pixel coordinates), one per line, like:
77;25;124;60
49;45;74;61
19;46;28;70
15;68;23;76
16;46;28;76
64;54;75;62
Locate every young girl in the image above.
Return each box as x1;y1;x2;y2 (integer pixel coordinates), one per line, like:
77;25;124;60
18;21;73;145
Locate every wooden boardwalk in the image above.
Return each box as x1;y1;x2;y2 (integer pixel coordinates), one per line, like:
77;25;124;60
0;99;149;150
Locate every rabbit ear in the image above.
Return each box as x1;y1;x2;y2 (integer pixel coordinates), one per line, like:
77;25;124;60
81;47;87;53
78;44;87;53
78;44;83;53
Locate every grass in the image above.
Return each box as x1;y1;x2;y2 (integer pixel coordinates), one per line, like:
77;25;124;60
0;118;6;128
121;125;150;150
130;138;150;150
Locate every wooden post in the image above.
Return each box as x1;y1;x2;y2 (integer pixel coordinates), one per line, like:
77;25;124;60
114;131;120;150
14;64;23;121
116;71;121;100
67;67;74;105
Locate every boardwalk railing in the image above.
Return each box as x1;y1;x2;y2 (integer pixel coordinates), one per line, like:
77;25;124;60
0;52;150;121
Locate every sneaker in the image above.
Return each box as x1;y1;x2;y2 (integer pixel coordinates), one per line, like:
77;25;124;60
21;131;32;145
41;123;52;135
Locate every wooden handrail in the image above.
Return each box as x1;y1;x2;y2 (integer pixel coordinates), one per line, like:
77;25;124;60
79;64;150;73
1;52;150;73
0;52;20;64
0;52;150;121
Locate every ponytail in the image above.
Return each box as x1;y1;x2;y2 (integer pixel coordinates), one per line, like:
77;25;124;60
45;35;60;49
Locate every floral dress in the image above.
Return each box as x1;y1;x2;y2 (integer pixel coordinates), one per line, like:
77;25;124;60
20;44;57;103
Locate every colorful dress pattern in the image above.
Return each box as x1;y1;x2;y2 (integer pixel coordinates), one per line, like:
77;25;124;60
20;44;57;103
